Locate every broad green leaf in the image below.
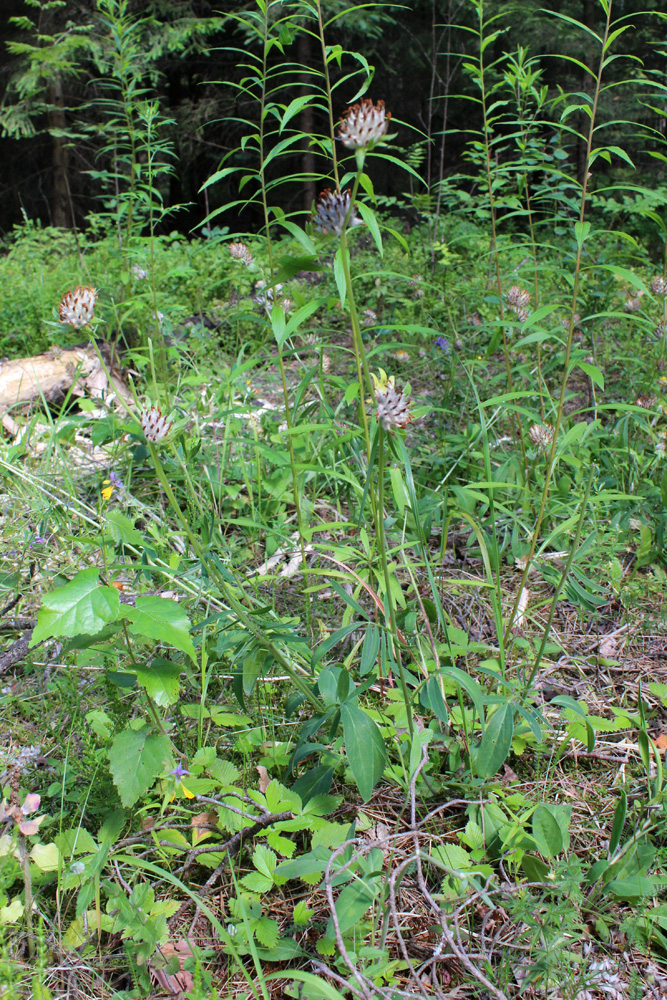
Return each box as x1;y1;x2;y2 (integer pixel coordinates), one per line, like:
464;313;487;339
532;804;563;858
341;702;386;801
326;873;380;939
105;511;143;546
108;728;171;808
476;704;513;778
30;842;60;872
31;568;120;645
133;658;181;708
123;596;196;662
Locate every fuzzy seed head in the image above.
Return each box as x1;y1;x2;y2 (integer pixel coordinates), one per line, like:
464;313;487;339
506;285;531;309
362;308;377;327
529;423;554;451
313;188;362;236
322;353;331;373
650;276;667;296
338;99;391;150
141;405;172;443
372;370;412;431
59;285;98;328
229;242;254;266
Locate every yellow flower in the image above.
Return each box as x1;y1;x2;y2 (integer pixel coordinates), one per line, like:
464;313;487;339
101;480;114;501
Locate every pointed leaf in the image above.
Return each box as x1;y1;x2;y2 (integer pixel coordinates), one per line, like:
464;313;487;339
341;702;385;801
31;568;120;645
123;596;196;662
108;728;171;807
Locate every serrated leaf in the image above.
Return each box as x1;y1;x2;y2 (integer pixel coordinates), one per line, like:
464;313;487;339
255;916;280;949
123;596;196;662
105;511;143;545
240;871;274;893
31;568;120;645
253;844;277;879
108;728;171;807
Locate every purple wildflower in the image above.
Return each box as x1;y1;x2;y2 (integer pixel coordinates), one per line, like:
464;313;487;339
169;762;191;779
434;336;450;354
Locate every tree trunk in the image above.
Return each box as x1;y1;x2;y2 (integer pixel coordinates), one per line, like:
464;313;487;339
47;77;71;228
298;31;317;213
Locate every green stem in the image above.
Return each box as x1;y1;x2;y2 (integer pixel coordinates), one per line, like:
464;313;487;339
377;427;413;737
148;444;322;711
504;1;613;650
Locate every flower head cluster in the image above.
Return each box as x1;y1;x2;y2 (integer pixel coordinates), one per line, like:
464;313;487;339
338;99;390;151
408;274;424;298
624;290;644;312
58;285;98;328
313;188;362;236
529;423;554;451
372;369;412;431
506;285;531;323
655;322;666;340
140;405;172;443
650;275;667;296
635;394;656;410
434;336;450;354
131;264;149;280
229;242;254;267
362;308;377;327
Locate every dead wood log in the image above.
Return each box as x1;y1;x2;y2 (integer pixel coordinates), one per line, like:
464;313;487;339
0;342;129;417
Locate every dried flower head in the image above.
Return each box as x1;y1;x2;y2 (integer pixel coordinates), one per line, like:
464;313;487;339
321;353;331;374
229;241;254;267
650;276;667;296
506;285;531;309
58;285;98;328
635;394;656;409
300;333;320;348
313;188;362;236
338;99;390;150
372;369;412;431
529;423;554;451
513;307;530;323
655;322;666;340
279;297;292;314
140;405;172;443
394;349;410;363
657;432;667;457
131;264;148;280
624;296;642;312
362;308;377;327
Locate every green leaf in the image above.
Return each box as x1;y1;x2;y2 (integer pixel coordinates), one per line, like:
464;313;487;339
326;874;380;939
476;704;513;778
532;804;563;858
574;220;591;249
341;702;386;801
133;658;181;708
105;510;143;546
108;728;171;808
572;359;604;390
522;853;551;882
31;568;120;645
609;790;626;858
333;248;348;307
123;596;196;662
356;202;383;256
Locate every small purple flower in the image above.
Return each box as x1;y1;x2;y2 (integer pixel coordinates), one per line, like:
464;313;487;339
434;336;450;354
29;535;47;548
169;762;190;779
109;471;124;487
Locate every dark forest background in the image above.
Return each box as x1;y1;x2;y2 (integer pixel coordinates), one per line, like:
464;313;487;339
1;0;665;241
